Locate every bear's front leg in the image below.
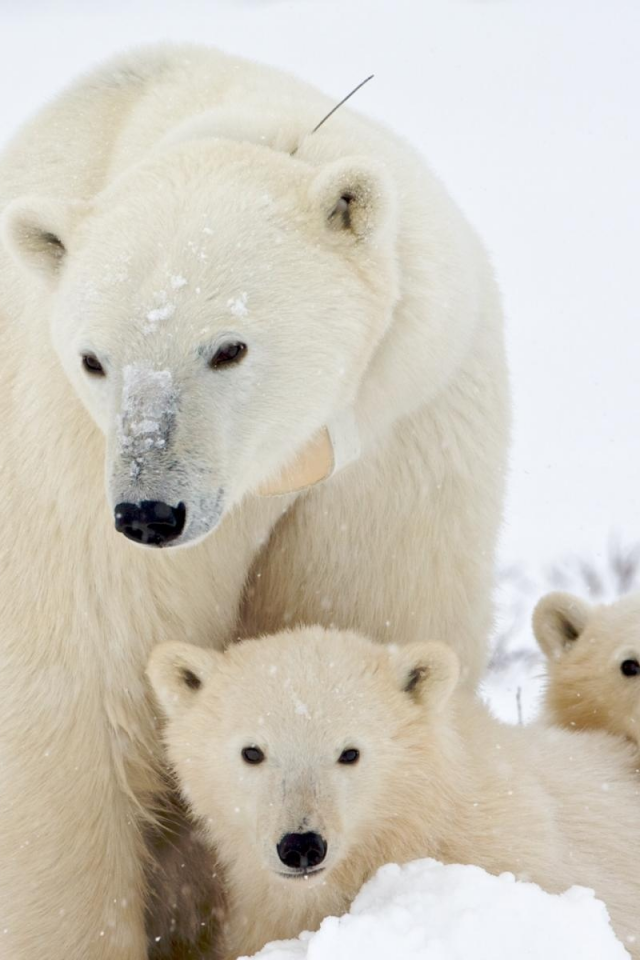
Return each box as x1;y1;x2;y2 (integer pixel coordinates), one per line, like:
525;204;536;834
0;687;149;960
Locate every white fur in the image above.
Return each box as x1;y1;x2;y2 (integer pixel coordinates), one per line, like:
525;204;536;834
149;629;640;959
0;44;508;957
534;590;640;746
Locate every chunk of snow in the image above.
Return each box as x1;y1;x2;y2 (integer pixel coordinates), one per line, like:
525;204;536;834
130;418;160;436
118;365;176;457
170;274;188;289
244;859;629;960
146;302;175;324
293;696;309;718
228;292;249;318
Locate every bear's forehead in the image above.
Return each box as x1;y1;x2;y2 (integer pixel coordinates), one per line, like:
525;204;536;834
568;636;640;678
234;672;375;720
212;657;395;728
72;214;295;303
599;594;640;631
93;158;303;256
63;201;321;349
208;633;410;734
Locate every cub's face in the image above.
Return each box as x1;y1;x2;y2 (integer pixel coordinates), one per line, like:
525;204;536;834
534;591;640;744
147;629;458;887
3;141;398;548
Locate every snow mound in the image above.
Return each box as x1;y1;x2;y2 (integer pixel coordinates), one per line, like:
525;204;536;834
245;859;629;960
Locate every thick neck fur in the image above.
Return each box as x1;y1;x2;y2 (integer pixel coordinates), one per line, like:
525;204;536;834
220;859;354;960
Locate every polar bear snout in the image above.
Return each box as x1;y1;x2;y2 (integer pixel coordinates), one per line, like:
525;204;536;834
114;499;186;547
276;832;327;875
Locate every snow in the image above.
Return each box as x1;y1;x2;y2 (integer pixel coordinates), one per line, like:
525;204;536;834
245;859;630;960
118;364;176;458
228;292;249;318
146;303;175;325
1;0;638;954
144;300;176;334
293;696;310;718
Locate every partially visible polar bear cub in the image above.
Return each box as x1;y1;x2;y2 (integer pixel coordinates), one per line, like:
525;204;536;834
534;590;640;746
148;628;640;960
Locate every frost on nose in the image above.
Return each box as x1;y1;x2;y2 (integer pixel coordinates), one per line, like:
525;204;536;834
117;364;178;480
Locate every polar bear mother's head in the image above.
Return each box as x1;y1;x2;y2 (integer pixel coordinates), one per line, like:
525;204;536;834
2;139;398;547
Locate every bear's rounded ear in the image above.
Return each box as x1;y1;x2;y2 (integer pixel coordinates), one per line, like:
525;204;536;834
532;592;591;659
1;196;91;282
310;158;395;242
390;641;459;711
146;642;222;718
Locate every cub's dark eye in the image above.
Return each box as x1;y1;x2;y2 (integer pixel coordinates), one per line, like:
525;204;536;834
338;748;360;765
241;746;265;765
82;353;105;376
620;659;640;677
210;341;247;369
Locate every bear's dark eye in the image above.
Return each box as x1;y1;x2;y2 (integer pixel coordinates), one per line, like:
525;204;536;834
82;353;105;376
338;748;360;765
181;668;201;691
210;342;247;369
620;658;640;677
241;746;265;765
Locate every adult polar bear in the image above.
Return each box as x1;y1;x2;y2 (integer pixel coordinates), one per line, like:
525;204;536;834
0;44;508;960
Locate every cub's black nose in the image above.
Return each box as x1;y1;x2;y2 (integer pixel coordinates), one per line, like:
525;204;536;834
114;501;186;547
277;832;327;870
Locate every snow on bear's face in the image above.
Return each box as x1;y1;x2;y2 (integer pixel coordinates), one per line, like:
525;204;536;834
2;141;398;547
147;628;458;888
534;590;640;744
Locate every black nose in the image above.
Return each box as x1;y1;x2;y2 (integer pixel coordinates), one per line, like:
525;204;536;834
277;832;327;870
114;501;186;547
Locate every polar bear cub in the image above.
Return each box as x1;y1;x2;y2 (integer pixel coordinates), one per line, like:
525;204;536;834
147;628;640;959
534;590;640;746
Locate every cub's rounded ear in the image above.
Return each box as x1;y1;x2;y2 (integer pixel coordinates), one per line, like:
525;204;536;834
146;642;222;718
1;196;91;282
390;641;459;711
310;158;395;242
533;592;591;659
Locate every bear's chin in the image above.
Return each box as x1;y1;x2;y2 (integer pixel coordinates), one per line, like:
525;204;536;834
115;517;223;551
274;867;327;885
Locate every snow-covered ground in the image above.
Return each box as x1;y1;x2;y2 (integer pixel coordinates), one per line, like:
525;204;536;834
1;1;638;955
